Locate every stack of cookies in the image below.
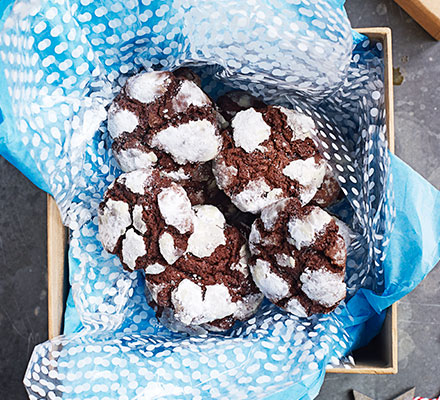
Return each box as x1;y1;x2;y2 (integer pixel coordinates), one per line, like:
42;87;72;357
98;69;350;333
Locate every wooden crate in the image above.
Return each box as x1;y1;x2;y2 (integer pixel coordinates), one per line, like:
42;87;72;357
324;27;397;374
47;28;397;374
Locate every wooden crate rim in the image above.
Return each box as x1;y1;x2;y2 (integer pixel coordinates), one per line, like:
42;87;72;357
327;27;397;374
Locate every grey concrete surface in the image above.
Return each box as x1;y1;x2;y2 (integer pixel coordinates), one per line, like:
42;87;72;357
0;0;439;399
0;157;47;400
317;0;440;399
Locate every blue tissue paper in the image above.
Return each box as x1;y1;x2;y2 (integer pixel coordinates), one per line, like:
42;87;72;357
0;1;439;399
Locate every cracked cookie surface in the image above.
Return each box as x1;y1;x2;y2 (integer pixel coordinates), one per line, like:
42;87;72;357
249;198;347;317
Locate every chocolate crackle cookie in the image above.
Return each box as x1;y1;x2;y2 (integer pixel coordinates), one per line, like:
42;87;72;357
212;106;327;214
248;198;348;317
98;168;263;331
107;70;222;174
98;168;194;271
145;204;263;332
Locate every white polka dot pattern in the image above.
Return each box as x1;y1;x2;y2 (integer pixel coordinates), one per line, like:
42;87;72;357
0;1;394;398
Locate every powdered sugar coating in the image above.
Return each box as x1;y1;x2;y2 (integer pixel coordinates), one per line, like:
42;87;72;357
212;159;237;190
126;71;171;104
151;120;221;165
159;232;183;264
153;305;208;335
161;168;190;181
250;259;289;302
284;298;308;318
232;178;284;214
248;226;262;255
114;147;158;172
330;235;348;268
145;263;166;275
287;207;332;249
132;205;147;234
260;198;289;230
231;108;271;153
157;184;194;234
171;279;236;325
107;105;139;139
233;292;264;320
230;245;249;276
122;169;153;195
282;158;326;205
187;205;226;258
172;80;211;113
121;229;146;270
275;253;296;269
98;199;131;253
300;268;346;307
277;106;317;141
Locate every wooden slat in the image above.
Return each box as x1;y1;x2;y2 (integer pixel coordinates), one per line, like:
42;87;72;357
391;301;398;373
47;195;67;340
